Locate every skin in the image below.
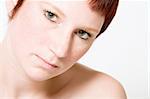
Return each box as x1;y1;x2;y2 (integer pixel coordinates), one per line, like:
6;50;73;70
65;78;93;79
0;0;127;98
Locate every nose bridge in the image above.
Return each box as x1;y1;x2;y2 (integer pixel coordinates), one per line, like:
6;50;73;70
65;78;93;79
59;32;72;57
54;24;74;58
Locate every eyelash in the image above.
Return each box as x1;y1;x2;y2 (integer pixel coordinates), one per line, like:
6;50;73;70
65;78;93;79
43;10;92;40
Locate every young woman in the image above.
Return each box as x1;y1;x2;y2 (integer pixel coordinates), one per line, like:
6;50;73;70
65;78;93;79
0;0;126;98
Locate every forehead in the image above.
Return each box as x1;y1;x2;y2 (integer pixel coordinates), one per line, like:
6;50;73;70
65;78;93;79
27;0;100;16
41;0;100;18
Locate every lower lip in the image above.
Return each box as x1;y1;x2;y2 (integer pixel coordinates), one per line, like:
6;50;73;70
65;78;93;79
35;55;58;70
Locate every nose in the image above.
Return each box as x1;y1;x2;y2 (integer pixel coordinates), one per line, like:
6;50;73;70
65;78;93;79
49;25;73;58
55;35;72;58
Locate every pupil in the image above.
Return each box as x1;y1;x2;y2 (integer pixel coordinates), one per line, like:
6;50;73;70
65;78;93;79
79;30;84;35
79;30;82;33
48;12;54;17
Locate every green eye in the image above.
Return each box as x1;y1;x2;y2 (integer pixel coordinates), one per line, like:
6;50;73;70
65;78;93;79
76;30;91;40
44;10;58;22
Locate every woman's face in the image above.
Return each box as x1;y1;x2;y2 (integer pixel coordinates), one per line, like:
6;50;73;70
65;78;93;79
6;0;104;81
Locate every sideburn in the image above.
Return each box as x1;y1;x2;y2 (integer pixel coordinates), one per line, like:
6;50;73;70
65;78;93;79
9;0;24;20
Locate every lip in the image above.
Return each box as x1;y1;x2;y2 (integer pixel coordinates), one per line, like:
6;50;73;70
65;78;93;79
35;54;59;69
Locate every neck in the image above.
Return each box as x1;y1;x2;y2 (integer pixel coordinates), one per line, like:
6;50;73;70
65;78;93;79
0;40;74;98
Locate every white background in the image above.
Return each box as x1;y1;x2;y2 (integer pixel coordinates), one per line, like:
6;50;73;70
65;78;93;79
0;0;149;99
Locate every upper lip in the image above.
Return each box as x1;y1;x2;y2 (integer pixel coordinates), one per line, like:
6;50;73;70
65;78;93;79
35;54;59;68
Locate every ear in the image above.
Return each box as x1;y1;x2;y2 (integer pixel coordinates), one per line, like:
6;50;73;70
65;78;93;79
5;0;18;16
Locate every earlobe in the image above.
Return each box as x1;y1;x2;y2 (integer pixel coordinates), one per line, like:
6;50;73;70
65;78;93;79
5;0;18;16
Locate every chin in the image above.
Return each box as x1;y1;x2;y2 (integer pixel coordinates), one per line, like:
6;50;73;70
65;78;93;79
20;56;58;81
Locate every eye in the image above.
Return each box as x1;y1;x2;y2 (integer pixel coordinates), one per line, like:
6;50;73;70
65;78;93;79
43;10;58;22
76;30;91;40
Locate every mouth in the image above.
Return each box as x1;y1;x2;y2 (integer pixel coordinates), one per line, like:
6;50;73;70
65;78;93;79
35;54;59;69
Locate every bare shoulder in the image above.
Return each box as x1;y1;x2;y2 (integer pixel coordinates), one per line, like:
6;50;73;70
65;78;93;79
71;63;127;99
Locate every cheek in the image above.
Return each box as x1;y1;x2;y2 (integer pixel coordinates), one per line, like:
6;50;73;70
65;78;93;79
9;7;48;56
68;44;92;64
9;23;36;56
8;24;39;66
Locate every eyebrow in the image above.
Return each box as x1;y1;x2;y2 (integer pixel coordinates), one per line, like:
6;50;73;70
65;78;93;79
84;27;99;34
40;1;65;17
